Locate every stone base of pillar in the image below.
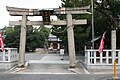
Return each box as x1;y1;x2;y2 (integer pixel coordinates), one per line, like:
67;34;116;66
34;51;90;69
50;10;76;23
18;61;28;68
18;63;25;68
69;65;76;68
18;65;25;68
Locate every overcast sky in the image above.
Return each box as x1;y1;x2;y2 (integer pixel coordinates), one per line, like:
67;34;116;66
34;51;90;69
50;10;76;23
0;0;62;29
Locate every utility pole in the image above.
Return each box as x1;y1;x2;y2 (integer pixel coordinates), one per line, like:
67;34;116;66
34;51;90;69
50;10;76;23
91;0;94;49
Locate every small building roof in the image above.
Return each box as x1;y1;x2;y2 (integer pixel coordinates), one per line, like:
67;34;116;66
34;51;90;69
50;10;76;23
48;34;62;42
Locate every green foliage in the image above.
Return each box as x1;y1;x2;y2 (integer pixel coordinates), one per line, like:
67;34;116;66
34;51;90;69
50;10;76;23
61;0;90;7
3;25;50;52
94;0;120;29
94;0;120;49
52;0;91;52
53;0;120;51
26;25;50;52
4;26;20;48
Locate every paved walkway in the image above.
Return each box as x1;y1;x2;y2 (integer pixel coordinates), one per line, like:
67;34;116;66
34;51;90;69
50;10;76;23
7;53;89;74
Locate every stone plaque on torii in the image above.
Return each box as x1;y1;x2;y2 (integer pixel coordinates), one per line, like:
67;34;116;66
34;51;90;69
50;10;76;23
6;6;91;68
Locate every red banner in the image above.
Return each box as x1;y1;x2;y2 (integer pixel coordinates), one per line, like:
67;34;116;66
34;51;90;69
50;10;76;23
0;32;4;52
98;32;106;53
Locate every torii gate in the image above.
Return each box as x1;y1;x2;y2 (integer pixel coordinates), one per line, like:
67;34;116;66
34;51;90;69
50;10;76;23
6;6;91;68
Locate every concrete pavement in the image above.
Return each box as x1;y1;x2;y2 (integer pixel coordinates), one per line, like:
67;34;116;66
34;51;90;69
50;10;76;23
0;74;120;80
5;53;89;74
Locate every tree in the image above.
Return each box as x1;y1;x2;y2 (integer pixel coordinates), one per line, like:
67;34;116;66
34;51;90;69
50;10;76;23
94;0;120;49
3;25;50;52
26;25;50;52
4;26;20;48
94;0;120;29
52;0;91;53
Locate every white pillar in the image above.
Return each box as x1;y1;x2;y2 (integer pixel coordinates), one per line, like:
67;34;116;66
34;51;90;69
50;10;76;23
100;52;102;64
118;51;120;65
106;51;109;64
111;30;116;64
87;51;90;65
94;51;96;64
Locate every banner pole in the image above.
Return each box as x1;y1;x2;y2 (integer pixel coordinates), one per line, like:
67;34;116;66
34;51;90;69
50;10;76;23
114;59;116;77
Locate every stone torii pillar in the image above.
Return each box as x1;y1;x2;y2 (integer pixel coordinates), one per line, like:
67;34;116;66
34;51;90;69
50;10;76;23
66;14;76;68
19;15;27;67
